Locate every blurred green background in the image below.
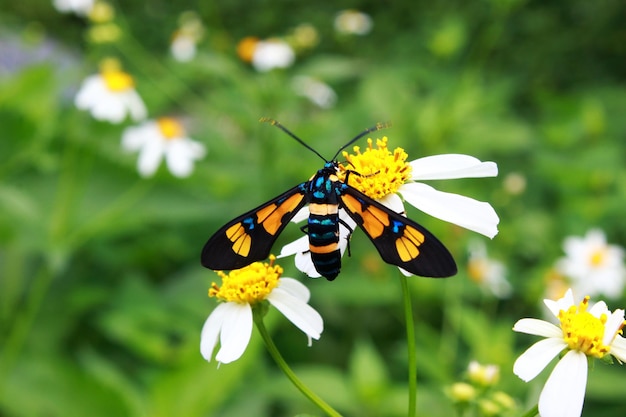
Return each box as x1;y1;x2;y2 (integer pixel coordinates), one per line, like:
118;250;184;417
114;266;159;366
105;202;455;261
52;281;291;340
1;1;626;416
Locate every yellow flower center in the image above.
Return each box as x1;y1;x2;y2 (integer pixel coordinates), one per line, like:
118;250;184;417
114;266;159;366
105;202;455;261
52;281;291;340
237;36;260;63
339;137;412;200
558;296;612;358
209;256;282;304
589;246;607;267
102;69;135;92
157;117;185;140
467;258;488;283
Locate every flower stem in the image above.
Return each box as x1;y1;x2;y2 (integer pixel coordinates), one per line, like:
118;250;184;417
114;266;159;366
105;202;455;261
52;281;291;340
400;273;417;417
519;404;539;417
253;312;343;417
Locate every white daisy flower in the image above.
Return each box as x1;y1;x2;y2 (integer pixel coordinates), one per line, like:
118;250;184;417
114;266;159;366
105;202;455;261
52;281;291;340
75;67;147;123
467;240;511;298
170;13;204;62
340;137;499;239
513;289;626;417
170;31;198;62
251;39;295;72
200;256;323;364
334;9;373;36
292;76;337;109
280;136;498;278
53;0;94;15
121;117;206;178
556;229;626;299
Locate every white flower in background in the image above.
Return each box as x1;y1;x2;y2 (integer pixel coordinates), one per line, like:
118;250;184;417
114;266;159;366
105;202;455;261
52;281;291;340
557;229;626;298
170;12;204;62
467;360;500;387
334;9;373;35
513;289;626;417
122;117;206;178
53;0;94;15
236;37;295;71
75;66;147;123
292;76;337;109
251;39;295;72
467;240;511;298
200;256;323;364
170;31;198;62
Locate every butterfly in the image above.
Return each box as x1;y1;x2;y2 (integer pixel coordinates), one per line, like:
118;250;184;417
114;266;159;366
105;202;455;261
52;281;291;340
201;119;457;280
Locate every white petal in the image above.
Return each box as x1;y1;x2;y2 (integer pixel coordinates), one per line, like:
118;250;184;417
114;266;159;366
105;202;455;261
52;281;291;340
291;206;310;224
513;338;567;382
122;125;148;151
538;350;588;417
410;154;497;180
588;300;609;318
278;234;309;258
215;302;253;364
200;303;229;361
603;309;626;346
609;336;626;363
513;318;563;338
277;277;311;302
544;289;575;317
295;251;322;278
377;192;405;214
123;91;147;121
74;76;103;109
165;140;197;178
91;95;127;123
137;140;165;177
267;288;323;341
399;182;499;238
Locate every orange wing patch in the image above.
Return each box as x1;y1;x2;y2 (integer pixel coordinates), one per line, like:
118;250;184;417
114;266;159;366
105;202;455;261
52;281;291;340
226;223;252;256
395;225;425;262
341;194;390;238
256;193;305;235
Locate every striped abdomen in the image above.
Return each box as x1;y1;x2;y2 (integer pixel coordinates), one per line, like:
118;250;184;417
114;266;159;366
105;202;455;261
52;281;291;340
308;203;341;280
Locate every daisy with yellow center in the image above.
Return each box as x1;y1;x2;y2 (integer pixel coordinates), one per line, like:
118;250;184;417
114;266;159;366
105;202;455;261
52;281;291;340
279;136;499;278
556;229;626;299
75;61;147;123
237;37;295;72
467;240;511;298
513;288;626;417
200;256;323;364
341;137;499;238
121;117;206;178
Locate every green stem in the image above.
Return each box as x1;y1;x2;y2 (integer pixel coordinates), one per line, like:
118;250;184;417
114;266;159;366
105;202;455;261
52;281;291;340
400;273;417;417
519;404;539;417
253;311;342;417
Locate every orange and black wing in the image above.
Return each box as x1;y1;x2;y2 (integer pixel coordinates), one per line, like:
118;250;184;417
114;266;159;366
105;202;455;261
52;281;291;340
339;187;457;277
201;185;307;270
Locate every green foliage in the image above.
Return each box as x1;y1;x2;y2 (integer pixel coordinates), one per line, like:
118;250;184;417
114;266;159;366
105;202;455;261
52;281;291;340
1;1;626;416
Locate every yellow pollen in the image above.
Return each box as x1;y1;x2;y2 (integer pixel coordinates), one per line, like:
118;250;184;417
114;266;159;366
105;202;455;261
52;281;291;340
339;137;412;200
558;296;611;358
157;117;185;140
208;256;282;304
467;258;488;283
102;68;135;92
589;246;607;267
237;36;260;63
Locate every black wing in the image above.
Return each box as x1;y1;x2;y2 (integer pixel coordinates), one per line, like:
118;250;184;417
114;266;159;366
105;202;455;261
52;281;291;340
339;187;457;277
201;185;307;270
